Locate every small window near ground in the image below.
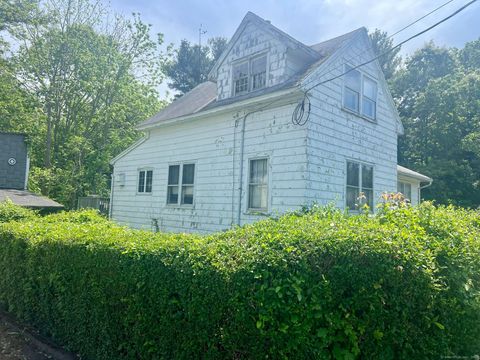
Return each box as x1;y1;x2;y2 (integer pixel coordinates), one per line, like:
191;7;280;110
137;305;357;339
248;158;268;210
346;161;374;210
138;170;153;193
167;163;195;206
397;181;412;200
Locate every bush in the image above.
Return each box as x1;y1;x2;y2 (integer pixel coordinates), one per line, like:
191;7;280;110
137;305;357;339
42;209;108;224
0;203;479;359
0;200;37;222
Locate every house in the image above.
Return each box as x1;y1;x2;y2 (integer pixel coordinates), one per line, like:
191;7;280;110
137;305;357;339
109;12;432;233
0;132;63;211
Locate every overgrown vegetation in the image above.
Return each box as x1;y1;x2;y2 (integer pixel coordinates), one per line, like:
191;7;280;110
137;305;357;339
0;201;478;359
0;0;166;208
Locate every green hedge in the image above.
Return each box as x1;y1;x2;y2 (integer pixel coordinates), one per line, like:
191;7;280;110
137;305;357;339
0;203;479;359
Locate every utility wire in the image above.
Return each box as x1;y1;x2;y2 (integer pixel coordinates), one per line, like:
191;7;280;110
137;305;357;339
301;0;459;90
304;0;478;93
389;0;456;38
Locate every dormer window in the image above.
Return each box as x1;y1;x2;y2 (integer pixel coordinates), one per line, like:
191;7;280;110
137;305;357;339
251;56;267;90
232;54;267;96
233;62;249;95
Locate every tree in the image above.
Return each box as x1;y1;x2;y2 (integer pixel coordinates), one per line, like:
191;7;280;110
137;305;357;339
164;36;227;96
391;40;480;207
2;0;166;207
368;29;401;80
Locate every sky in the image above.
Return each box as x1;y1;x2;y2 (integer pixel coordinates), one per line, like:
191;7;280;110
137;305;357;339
108;0;480;96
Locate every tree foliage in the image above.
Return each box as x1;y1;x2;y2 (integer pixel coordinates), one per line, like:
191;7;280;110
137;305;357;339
368;29;401;81
164;36;227;96
392;41;480;207
0;0;166;207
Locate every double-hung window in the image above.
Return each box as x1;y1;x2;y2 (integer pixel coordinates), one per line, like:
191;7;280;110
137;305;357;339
343;64;378;120
232;55;267;96
346;161;373;210
167;163;195;205
138;170;153;193
397;181;412;200
251;56;267;90
344;65;361;112
248;158;268;210
233;61;249;95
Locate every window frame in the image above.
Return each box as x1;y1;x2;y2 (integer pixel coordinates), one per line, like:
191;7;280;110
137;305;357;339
342;63;378;122
397;181;412;200
231;52;268;96
166;162;196;207
232;60;249;96
247;157;269;212
345;160;374;211
137;168;153;195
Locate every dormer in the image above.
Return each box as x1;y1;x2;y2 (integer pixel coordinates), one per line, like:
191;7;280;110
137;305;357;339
208;12;320;101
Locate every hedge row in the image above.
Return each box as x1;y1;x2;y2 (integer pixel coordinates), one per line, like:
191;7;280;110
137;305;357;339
0;203;479;359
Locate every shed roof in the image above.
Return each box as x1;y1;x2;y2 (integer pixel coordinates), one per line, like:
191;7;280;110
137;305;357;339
0;189;64;209
397;165;432;183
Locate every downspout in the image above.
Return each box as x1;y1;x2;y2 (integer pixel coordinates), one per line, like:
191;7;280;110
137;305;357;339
236;113;248;226
419;179;433;202
24;156;30;190
108;171;114;219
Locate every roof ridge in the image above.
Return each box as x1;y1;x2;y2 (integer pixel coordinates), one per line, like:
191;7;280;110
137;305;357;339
309;27;365;47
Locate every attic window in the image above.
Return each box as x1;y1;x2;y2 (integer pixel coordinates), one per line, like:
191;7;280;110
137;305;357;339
251;56;267;90
233;62;249;95
232;55;267;96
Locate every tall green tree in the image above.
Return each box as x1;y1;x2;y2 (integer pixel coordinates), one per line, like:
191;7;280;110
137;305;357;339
164;36;227;96
369;29;401;81
392;41;480;207
2;0;166;207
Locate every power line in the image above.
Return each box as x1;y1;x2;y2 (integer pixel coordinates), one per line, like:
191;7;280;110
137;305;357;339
301;0;461;90
304;0;478;93
389;0;456;38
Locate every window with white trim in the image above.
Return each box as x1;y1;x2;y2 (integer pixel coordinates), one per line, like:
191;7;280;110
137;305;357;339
167;163;195;205
248;158;268;210
138;170;153;193
346;161;373;210
233;61;249;95
397;181;412;200
232;55;267;96
343;64;378;120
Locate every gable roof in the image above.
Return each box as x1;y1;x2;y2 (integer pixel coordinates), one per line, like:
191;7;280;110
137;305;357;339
138;25;361;130
136;13;402;135
208;12;319;81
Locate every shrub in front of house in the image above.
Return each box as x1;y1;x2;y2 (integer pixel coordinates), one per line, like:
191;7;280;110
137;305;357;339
0;199;37;222
0;203;478;359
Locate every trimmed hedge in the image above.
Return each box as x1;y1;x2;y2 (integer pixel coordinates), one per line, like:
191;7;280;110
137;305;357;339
0;199;37;222
0;203;479;359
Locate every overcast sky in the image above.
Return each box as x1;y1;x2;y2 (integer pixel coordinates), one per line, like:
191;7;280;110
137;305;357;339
108;0;480;96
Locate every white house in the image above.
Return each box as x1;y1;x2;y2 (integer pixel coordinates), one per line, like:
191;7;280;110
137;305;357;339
110;12;432;233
